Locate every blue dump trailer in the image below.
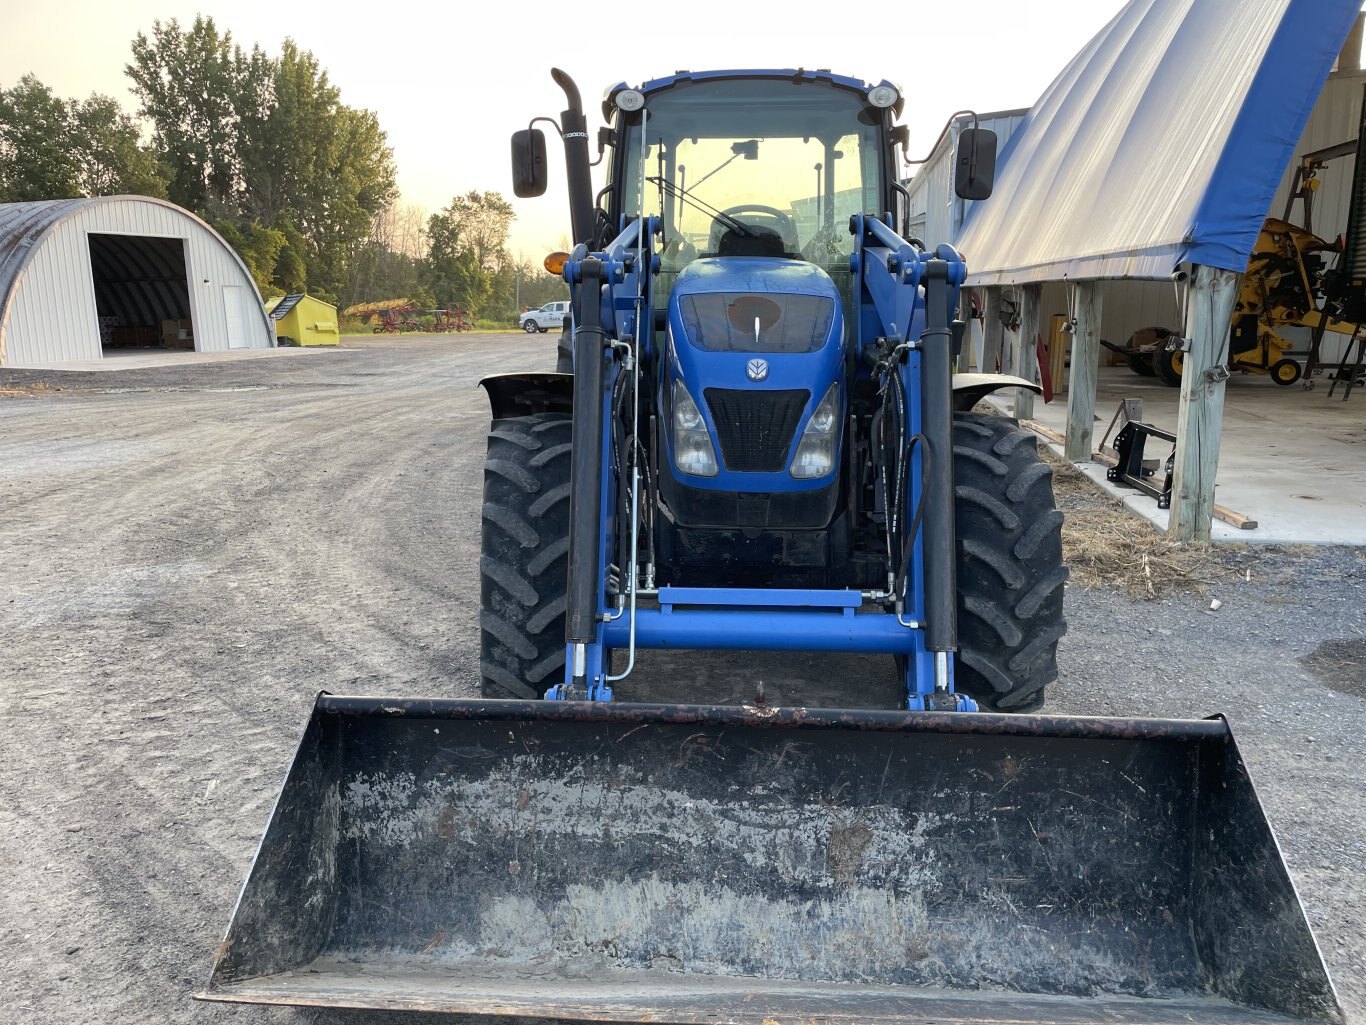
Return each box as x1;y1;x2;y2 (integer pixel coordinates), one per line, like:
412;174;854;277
202;69;1343;1025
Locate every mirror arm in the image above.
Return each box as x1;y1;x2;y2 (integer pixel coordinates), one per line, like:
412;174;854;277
905;109;981;167
529;115;564;139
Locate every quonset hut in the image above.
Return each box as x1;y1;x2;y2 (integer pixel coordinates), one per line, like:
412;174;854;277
0;195;274;366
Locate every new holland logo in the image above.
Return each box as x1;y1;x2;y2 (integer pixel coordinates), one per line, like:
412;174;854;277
746;358;769;382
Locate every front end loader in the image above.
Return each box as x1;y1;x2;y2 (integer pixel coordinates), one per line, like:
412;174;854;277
202;69;1343;1025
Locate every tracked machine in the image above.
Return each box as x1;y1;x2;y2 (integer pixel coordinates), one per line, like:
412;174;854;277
203;69;1343;1025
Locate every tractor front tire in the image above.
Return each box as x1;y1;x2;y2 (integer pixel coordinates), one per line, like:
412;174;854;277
556;321;573;374
1271;358;1302;386
952;412;1068;712
479;413;573;698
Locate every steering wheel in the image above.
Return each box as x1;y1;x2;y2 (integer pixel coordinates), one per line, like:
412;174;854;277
710;205;800;254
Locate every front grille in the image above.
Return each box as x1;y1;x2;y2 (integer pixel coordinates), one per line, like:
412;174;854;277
704;388;809;472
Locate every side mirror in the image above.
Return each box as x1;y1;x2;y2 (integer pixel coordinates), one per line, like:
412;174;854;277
511;129;548;198
954;127;997;201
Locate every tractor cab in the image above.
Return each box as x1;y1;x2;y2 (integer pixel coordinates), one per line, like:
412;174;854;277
597;74;890;576
609;72;894;326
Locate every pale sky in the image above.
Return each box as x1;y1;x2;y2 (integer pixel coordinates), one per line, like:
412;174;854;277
1;0;1130;257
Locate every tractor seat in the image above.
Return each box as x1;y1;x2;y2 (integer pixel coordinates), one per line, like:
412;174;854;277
714;225;790;259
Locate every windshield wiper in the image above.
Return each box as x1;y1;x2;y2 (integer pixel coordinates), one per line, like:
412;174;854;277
647;176;754;237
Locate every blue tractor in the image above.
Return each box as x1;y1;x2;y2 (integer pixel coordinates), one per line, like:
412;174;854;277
203;69;1343;1025
483;68;1061;712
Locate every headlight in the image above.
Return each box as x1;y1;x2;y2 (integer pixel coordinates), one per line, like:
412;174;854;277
866;84;899;109
672;379;718;477
791;383;840;479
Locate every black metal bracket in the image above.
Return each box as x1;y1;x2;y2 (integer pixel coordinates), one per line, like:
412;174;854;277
1107;421;1176;509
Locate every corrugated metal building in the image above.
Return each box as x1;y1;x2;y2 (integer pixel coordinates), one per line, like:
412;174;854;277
905;109;1029;251
0;196;274;366
906;0;1364;540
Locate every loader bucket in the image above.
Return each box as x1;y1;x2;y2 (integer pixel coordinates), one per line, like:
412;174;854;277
202;696;1342;1025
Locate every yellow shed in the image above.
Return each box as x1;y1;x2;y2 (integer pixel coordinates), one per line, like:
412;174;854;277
265;293;339;346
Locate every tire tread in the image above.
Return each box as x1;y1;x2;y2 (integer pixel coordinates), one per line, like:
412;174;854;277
479;413;573;697
953;412;1068;712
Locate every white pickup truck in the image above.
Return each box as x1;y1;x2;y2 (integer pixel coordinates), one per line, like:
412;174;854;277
518;300;570;333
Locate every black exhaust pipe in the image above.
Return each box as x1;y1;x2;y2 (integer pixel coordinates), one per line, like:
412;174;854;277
551;68;596;248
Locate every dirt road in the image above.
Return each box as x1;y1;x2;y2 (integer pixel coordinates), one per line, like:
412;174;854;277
1;334;1362;1023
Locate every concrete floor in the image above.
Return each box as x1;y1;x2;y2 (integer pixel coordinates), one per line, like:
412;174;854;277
993;365;1366;544
4;345;348;372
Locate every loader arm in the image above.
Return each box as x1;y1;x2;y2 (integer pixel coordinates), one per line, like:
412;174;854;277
553;206;976;709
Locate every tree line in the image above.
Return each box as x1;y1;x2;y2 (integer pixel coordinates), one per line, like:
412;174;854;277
0;16;565;320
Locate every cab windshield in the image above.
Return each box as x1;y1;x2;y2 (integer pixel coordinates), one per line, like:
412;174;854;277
619;78;884;302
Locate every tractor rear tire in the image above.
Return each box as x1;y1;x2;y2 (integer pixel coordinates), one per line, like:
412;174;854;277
952;412;1068;712
1152;348;1184;386
479;413;573;698
1124;351;1157;377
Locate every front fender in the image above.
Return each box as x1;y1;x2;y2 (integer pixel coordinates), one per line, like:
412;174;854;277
951;372;1042;413
479;373;574;420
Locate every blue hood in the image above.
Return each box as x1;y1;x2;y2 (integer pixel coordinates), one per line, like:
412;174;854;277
663;259;846;492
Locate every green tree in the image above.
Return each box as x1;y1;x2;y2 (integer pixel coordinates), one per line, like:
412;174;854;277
424;192;514;316
214;218;286;294
127;25;396;299
275;246;307;292
126;16;271;216
70;94;166;198
0;75;167;203
0;75;80;201
301;102;397;297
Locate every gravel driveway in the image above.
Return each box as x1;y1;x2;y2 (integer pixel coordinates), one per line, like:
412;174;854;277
1;334;1362;1024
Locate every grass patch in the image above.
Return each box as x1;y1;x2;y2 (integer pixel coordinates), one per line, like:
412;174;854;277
1045;449;1238;599
0;381;59;398
1039;442;1362;601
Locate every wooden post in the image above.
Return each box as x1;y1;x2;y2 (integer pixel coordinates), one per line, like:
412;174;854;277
957;315;975;373
981;287;1003;373
1168;264;1240;542
1015;284;1041;420
1064;281;1102;461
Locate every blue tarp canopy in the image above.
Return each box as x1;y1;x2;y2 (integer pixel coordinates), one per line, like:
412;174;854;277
957;0;1362;286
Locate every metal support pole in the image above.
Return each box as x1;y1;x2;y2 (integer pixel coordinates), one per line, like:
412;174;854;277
1168;264;1240;542
1015;284;1041;420
1065;281;1102;461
